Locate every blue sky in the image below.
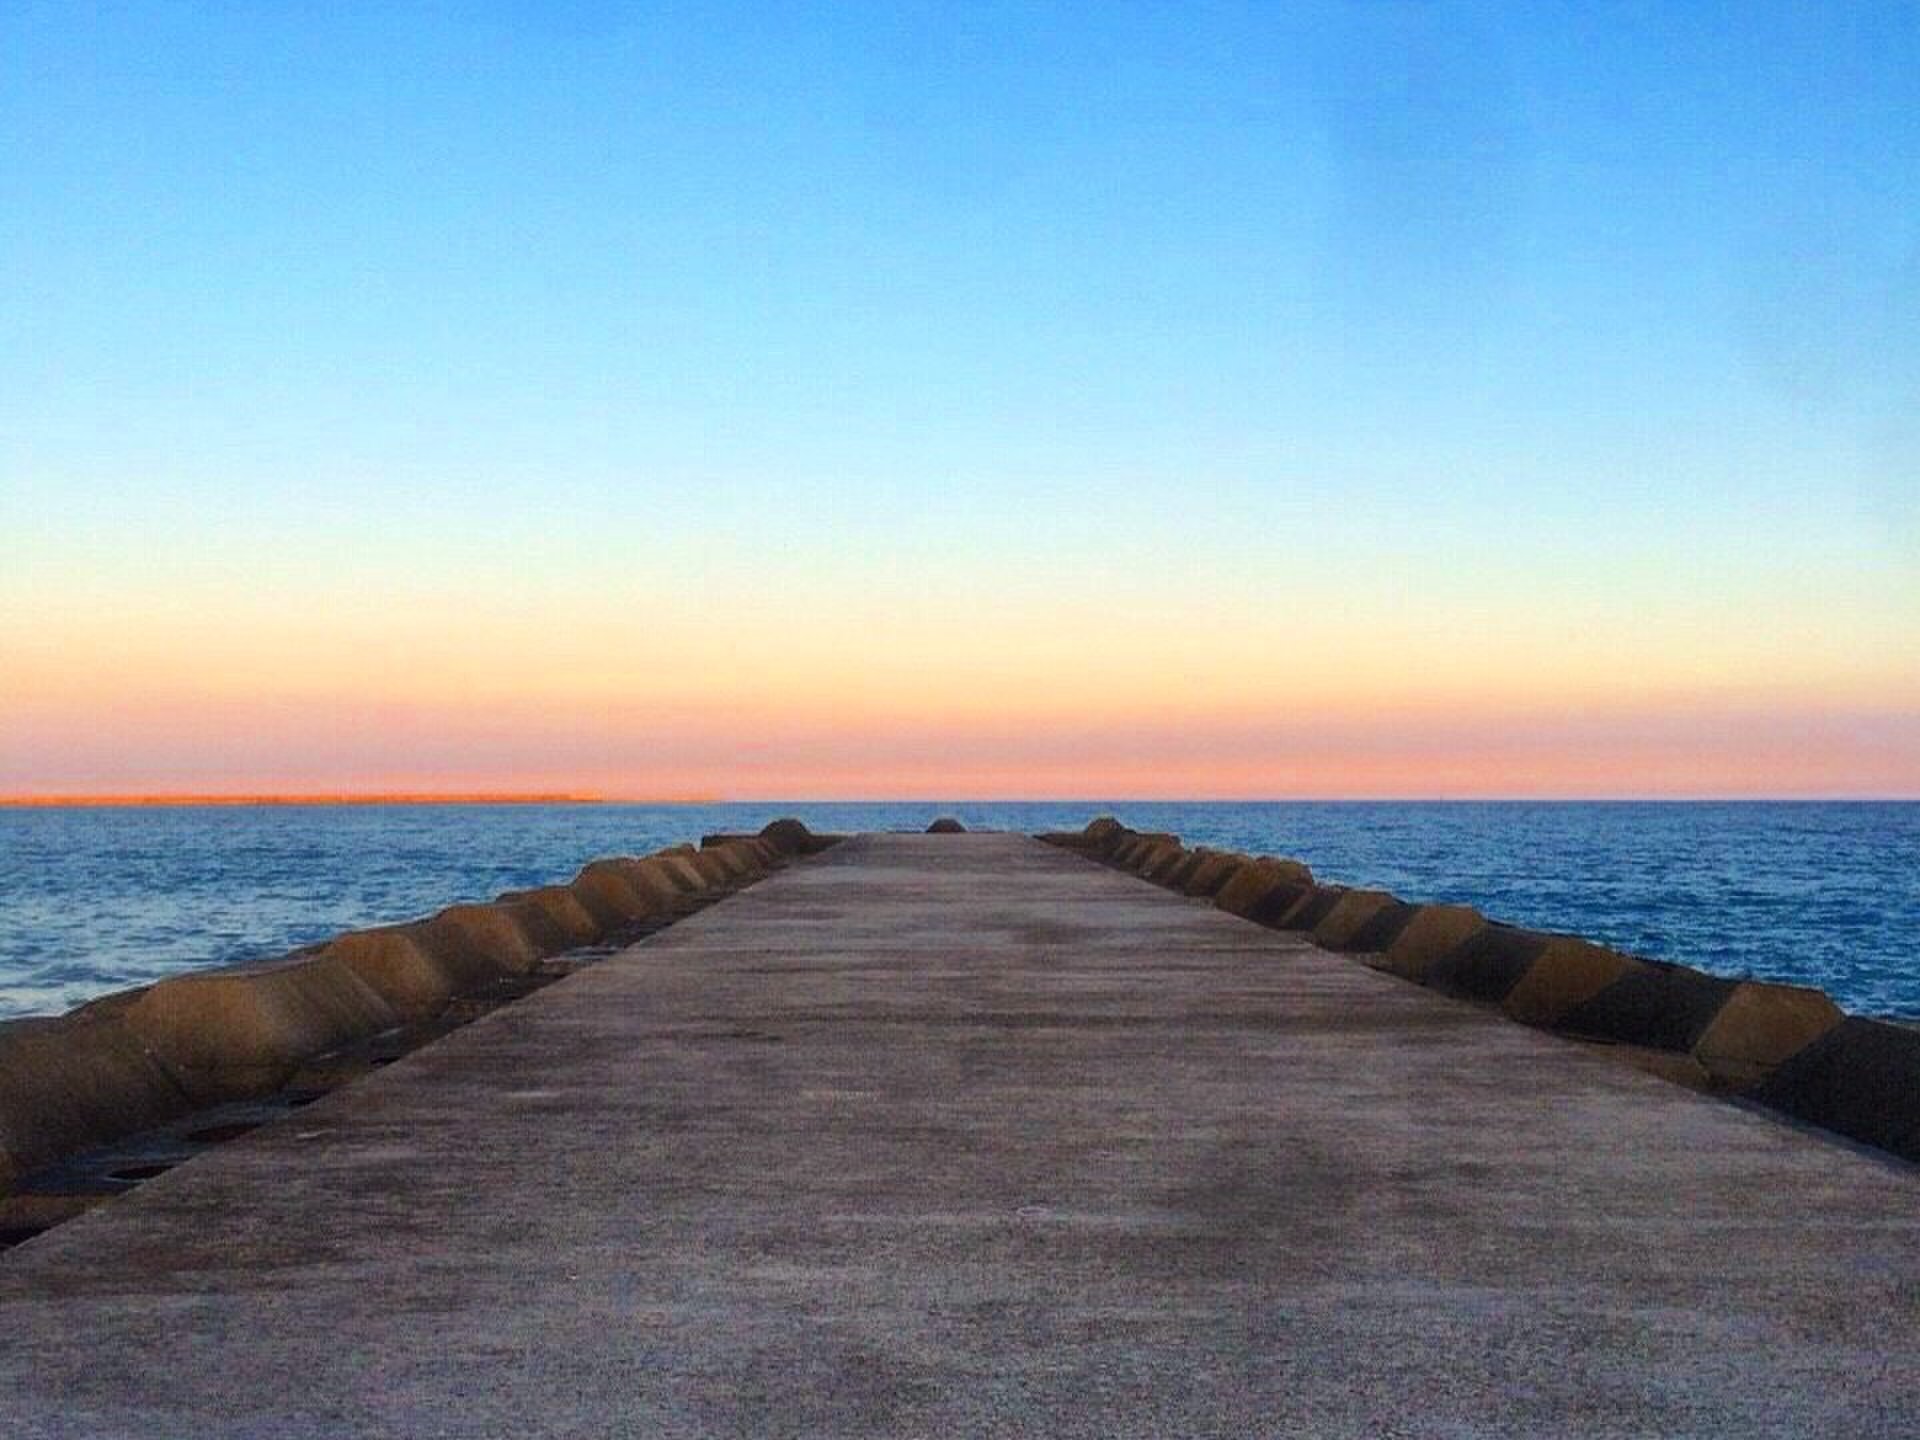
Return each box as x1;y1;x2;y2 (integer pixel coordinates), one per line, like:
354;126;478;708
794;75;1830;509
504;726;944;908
2;2;1916;796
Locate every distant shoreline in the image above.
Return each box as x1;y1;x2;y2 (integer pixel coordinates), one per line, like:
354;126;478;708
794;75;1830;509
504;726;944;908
0;794;611;808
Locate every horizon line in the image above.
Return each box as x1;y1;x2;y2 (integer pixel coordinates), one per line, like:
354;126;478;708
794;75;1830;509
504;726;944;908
0;792;617;808
3;792;1917;809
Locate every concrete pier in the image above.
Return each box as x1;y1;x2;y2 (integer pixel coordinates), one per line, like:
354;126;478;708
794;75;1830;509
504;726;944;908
3;833;1916;1437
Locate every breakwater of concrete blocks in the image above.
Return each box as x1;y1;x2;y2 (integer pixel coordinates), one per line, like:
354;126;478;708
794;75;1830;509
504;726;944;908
0;819;838;1238
1040;817;1920;1165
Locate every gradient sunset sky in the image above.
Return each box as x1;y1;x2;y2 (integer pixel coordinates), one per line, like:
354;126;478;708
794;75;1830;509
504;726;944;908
3;2;1916;799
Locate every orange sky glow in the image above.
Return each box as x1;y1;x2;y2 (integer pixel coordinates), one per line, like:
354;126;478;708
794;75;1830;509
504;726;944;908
5;691;1915;801
6;559;1917;799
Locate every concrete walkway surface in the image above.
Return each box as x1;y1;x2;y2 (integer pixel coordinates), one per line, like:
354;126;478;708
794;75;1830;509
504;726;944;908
1;833;1915;1437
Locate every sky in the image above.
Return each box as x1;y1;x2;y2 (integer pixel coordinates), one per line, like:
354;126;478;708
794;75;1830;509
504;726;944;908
2;1;1917;799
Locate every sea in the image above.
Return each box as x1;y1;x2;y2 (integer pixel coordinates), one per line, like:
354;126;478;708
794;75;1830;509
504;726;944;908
1;801;1915;1022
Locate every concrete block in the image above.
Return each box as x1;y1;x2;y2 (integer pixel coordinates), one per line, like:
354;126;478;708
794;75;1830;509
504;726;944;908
641;848;716;894
1253;884;1344;931
651;853;713;895
1554;958;1739;1053
1424;924;1548;1003
1345;898;1420;953
1243;880;1322;928
1035;817;1127;853
698;844;755;880
757;817;814;854
700;832;779;860
1751;1017;1920;1161
318;925;464;1021
1179;852;1249;898
119;952;398;1104
680;849;734;888
1116;834;1178;870
568;861;655;930
722;838;774;873
501;886;602;950
758;817;843;855
1312;890;1413;953
1036;831;1094;849
618;857;694;904
0;1012;193;1189
1691;981;1845;1090
417;903;544;982
1142;844;1195;885
1502;939;1645;1028
1156;848;1208;888
1214;858;1315;918
698;835;783;869
1374;905;1488;982
1135;840;1185;876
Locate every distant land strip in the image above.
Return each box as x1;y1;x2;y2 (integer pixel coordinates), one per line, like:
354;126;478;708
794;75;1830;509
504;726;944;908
0;793;610;808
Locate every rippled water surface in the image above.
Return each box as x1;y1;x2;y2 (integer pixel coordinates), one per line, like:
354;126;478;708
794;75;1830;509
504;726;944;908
1;801;1915;1019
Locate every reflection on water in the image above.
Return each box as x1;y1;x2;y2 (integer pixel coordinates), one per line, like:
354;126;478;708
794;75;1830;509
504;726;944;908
0;801;1915;1019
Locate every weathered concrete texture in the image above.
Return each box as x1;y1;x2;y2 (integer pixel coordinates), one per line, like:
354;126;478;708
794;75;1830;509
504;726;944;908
1501;936;1640;1028
1694;981;1845;1090
1212;856;1314;917
1176;850;1245;897
1375;902;1488;980
0;1013;191;1189
1309;888;1405;951
1754;1016;1920;1158
115;951;397;1103
1;835;1916;1438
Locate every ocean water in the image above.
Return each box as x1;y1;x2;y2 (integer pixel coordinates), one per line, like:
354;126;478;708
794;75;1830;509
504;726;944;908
0;801;1915;1021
